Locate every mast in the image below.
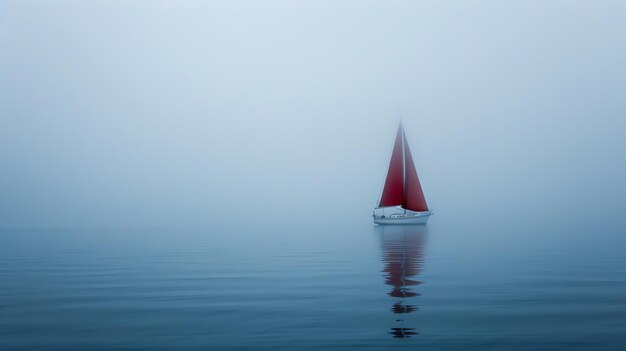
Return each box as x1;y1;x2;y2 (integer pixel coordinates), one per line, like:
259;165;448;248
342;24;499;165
401;124;407;214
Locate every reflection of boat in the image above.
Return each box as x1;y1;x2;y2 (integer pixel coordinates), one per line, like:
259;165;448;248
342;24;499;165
377;225;427;338
389;327;418;338
373;124;431;225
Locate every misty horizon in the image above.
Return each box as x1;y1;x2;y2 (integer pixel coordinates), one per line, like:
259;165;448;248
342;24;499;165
1;1;625;228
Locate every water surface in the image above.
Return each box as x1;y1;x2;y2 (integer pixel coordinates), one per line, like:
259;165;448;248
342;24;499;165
1;214;625;350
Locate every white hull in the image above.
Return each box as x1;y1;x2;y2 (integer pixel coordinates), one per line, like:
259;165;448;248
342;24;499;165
373;211;431;225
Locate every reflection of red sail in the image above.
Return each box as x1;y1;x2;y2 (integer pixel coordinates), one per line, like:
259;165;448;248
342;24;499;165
379;127;404;207
378;225;427;338
381;230;424;303
389;289;419;298
392;302;417;314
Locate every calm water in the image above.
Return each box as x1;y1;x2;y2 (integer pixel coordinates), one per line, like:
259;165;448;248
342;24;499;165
1;214;626;350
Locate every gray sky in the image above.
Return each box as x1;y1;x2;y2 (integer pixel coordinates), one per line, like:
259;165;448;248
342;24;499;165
1;0;625;228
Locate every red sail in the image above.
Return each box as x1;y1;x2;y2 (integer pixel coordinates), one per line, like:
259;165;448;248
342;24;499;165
403;130;429;212
379;127;404;207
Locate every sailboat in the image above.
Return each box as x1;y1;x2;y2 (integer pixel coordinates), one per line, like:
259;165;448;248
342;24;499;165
373;124;432;225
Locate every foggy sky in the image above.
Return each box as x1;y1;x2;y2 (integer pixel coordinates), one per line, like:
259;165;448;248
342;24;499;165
1;0;625;228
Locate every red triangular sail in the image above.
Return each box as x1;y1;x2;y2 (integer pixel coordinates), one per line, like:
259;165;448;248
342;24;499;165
378;127;404;207
403;130;429;212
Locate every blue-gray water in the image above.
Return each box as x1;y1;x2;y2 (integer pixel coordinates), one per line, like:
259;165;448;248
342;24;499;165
2;214;626;350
